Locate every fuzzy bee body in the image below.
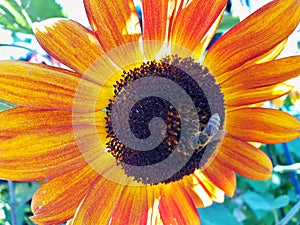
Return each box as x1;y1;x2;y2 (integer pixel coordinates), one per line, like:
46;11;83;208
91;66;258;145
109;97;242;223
190;113;226;151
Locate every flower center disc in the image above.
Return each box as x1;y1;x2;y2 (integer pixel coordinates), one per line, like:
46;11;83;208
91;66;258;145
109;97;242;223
105;55;224;184
73;41;225;186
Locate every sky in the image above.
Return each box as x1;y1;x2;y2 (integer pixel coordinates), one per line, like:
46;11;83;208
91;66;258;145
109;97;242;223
55;0;89;26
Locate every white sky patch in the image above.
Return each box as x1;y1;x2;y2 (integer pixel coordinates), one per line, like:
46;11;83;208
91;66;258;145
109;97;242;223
55;0;89;26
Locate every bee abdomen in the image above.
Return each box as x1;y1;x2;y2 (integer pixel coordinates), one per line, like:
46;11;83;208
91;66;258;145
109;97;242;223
203;113;221;135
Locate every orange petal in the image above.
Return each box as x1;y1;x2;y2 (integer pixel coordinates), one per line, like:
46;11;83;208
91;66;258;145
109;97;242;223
110;186;148;224
0;108;101;181
31;165;98;225
182;174;214;207
0;106;107;142
0;128;86;181
84;0;144;69
226;108;300;143
221;56;300;89
204;0;300;76
224;83;293;106
142;0;169;41
72;178;126;224
146;185;163;225
235;39;288;71
215;39;288;84
171;0;226;56
191;7;225;59
193;170;225;203
181;177;206;208
84;0;141;51
203;158;236;197
142;0;169;59
34;18;104;75
0;61;96;110
0;107;72;140
217;135;273;180
159;182;200;225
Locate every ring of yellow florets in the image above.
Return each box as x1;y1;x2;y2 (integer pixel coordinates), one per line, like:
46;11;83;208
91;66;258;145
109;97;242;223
105;55;224;185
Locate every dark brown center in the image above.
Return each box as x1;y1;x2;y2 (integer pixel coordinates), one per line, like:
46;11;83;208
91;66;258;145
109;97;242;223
105;55;225;185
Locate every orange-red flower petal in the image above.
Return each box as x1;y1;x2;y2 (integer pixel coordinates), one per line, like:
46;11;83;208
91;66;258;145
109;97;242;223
217;135;273;180
0;128;85;181
221;56;300;89
0;107;98;181
72;177;126;224
191;8;225;59
203;158;236;197
110;186;148;224
159;182;200;225
181;177;207;208
171;0;226;57
193;170;225;204
226;108;300;144
142;0;169;59
0;61;82;110
205;0;300;76
142;0;169;42
224;83;293;107
84;0;144;69
84;0;141;52
215;39;289;84
146;186;163;224
34;18;104;75
31;165;98;225
0;107;60;140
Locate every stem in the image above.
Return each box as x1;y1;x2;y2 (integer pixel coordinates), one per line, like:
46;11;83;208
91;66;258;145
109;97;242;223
279;200;300;225
274;163;300;173
0;44;37;54
8;181;17;225
266;144;275;166
239;0;247;6
282;143;300;199
16;0;33;27
273;209;279;225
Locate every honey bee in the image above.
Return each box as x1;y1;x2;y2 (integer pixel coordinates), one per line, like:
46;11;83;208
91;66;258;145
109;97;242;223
190;113;226;151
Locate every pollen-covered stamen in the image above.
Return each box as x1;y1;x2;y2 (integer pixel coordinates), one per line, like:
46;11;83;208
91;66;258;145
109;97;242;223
105;55;225;185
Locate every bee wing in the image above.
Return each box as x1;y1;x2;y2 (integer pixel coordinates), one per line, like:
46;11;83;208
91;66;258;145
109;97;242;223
209;130;227;143
198;130;227;170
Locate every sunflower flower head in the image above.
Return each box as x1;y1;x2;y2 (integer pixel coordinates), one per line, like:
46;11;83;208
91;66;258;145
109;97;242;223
0;0;300;224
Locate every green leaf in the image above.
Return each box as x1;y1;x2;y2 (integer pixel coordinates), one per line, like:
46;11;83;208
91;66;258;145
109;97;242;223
251;209;269;220
14;182;39;206
217;14;240;33
16;203;27;225
198;203;243;225
0;100;15;112
246;179;271;193
20;0;66;23
0;0;32;33
283;95;293;108
274;195;289;209
260;211;275;225
242;191;273;211
288;189;298;203
0;0;66;34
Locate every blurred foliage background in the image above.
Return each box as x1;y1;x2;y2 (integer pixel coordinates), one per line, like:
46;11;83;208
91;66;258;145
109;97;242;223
0;0;299;224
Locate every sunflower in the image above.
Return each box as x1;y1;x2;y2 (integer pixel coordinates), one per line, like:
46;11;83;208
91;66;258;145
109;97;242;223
0;0;300;224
